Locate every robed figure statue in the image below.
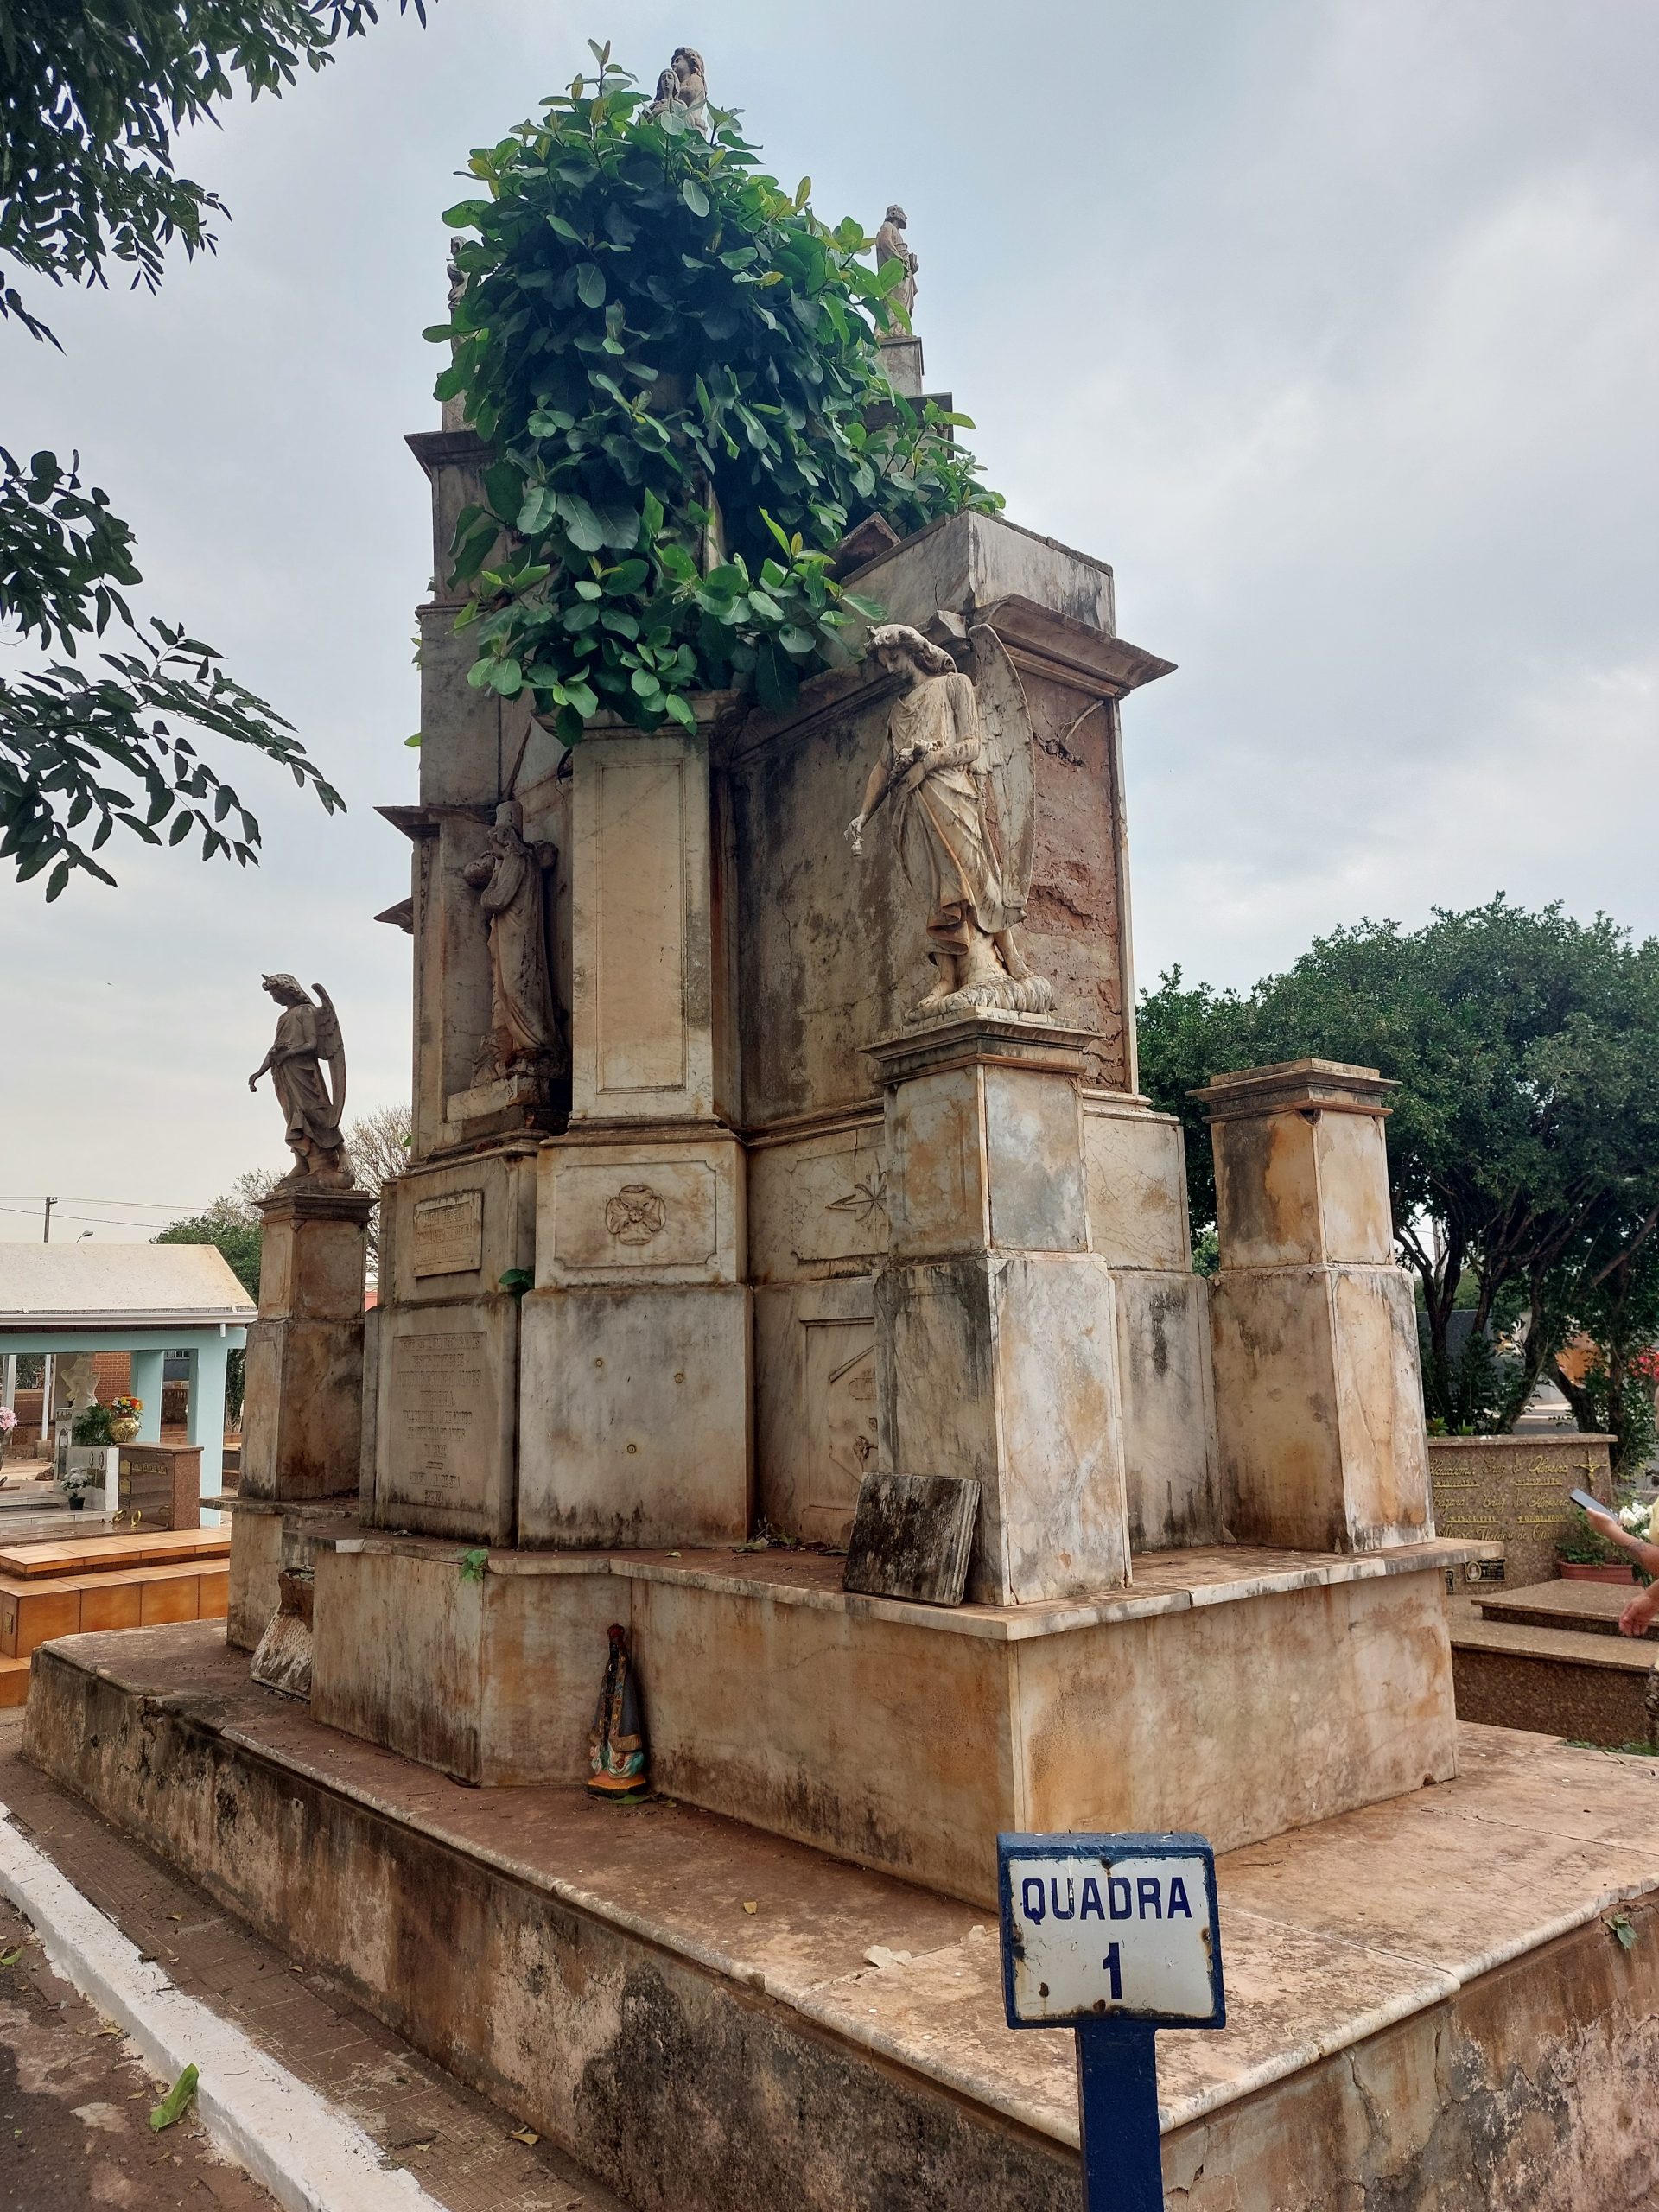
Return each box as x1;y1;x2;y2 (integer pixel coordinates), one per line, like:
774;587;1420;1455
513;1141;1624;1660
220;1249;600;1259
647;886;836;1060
249;976;352;1185
463;800;562;1082
847;624;1054;1025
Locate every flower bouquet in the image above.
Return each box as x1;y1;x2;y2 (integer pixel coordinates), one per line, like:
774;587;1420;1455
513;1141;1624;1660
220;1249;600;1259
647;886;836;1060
0;1406;15;1471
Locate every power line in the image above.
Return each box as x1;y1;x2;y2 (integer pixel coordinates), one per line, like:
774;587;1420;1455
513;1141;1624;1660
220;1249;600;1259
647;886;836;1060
0;1205;203;1230
0;1194;213;1212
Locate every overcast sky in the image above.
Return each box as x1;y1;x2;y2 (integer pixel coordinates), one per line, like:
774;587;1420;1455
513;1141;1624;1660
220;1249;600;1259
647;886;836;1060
3;0;1656;1242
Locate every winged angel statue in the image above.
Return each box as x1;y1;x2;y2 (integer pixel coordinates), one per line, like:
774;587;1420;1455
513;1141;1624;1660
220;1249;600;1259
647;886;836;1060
249;976;354;1185
847;625;1055;1025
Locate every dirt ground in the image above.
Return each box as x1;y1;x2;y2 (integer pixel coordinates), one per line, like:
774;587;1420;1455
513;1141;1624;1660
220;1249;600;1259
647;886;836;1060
0;1893;273;2212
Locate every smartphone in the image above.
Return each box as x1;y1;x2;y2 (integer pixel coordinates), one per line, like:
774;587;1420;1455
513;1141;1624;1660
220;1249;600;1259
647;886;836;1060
1568;1487;1605;1515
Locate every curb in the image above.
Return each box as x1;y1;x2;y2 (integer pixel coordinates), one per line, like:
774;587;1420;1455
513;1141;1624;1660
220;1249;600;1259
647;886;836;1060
0;1800;443;2212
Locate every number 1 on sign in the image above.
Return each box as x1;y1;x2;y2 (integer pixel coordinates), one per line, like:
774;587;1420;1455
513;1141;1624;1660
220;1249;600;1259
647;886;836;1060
1102;1943;1122;2000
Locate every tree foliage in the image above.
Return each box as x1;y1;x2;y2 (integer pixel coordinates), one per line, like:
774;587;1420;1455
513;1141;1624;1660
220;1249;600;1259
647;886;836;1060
1;0;425;893
429;46;1000;739
1138;899;1659;1460
0;447;342;895
1;0;423;340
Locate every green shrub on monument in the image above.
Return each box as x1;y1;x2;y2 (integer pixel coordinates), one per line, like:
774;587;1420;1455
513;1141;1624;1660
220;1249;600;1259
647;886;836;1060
428;41;1001;740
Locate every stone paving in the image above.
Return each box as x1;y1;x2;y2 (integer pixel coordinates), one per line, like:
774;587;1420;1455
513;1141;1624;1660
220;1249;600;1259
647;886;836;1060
0;1716;621;2212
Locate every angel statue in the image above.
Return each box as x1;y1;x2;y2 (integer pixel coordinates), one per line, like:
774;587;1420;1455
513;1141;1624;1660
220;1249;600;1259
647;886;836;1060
846;625;1055;1025
645;46;709;136
249;976;353;1185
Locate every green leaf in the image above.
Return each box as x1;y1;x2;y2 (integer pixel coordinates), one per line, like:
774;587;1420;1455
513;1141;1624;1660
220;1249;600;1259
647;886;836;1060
663;691;696;730
595;501;642;551
605;559;650;593
576;263;607;310
630;667;662;698
681;179;710;219
779;624;817;655
556;493;607;553
149;2066;199;2132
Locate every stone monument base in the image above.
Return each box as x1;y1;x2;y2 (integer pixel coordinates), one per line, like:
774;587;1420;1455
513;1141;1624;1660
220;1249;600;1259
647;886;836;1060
22;1625;1659;2212
285;1527;1491;1900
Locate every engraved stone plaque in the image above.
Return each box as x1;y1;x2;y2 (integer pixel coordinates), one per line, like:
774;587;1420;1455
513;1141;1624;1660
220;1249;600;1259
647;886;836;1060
385;1329;491;1514
552;1159;717;1273
790;1146;889;1266
412;1189;484;1278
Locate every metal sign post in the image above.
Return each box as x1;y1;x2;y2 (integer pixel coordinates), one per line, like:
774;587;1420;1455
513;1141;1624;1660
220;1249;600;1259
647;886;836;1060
997;1832;1226;2212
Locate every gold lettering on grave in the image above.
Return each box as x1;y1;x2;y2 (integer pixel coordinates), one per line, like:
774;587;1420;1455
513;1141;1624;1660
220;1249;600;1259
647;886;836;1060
411;1189;484;1278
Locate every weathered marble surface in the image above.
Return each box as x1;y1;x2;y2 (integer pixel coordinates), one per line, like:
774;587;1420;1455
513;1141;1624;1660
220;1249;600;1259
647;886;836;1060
1198;1059;1432;1554
518;1280;752;1549
238;1187;372;1506
29;1634;1659;2212
568;725;723;1124
1083;1093;1192;1270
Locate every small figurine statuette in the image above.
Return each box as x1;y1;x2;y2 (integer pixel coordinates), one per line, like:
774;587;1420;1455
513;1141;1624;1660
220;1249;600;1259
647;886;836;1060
646;45;709;136
248;976;353;1185
847;625;1054;1026
588;1623;650;1800
874;204;918;323
462;800;562;1083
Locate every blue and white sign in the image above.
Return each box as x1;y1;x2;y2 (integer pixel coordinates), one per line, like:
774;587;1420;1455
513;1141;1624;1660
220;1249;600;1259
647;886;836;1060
998;1833;1226;2212
999;1832;1224;2030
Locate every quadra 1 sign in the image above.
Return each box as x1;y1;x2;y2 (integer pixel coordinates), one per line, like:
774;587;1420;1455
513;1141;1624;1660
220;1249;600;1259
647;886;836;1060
998;1832;1224;2030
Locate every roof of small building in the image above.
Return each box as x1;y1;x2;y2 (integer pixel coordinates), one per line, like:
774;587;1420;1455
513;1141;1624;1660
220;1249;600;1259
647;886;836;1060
0;1243;257;1326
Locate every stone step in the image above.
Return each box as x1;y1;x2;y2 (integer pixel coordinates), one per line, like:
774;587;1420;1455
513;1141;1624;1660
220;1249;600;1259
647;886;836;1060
0;1657;30;1709
0;1560;229;1659
1474;1577;1655;1641
0;1527;230;1580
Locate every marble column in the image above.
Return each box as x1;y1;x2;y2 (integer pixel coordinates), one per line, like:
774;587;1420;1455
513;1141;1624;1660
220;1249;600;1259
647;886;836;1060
185;1339;229;1503
1195;1058;1432;1554
869;1014;1131;1606
130;1350;164;1445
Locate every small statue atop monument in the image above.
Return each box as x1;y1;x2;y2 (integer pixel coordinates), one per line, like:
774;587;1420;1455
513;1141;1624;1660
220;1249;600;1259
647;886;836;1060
874;204;918;325
646;46;709;136
463;801;562;1083
249;976;353;1185
847;626;1054;1025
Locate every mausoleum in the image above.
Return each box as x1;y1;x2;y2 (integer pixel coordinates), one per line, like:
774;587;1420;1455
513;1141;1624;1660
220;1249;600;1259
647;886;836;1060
23;62;1659;2212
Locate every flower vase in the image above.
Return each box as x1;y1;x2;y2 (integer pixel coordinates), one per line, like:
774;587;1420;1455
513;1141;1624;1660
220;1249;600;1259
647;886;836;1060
68;1493;86;1512
109;1419;141;1446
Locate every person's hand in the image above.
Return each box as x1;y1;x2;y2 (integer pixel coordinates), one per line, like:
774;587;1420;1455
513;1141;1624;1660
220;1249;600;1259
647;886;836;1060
845;815;865;855
1618;1583;1659;1637
1585;1504;1624;1543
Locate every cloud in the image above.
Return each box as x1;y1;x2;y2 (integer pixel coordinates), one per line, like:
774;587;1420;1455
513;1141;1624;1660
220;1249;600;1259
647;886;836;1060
2;0;1656;1226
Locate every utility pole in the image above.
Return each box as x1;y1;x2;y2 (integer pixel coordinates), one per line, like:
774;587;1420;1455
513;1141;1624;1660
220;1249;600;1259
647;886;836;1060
42;1196;56;1243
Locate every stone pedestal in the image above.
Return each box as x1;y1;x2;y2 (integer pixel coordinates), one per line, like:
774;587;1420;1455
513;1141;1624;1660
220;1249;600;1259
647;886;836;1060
239;1187;373;1503
1196;1059;1432;1554
868;1015;1130;1605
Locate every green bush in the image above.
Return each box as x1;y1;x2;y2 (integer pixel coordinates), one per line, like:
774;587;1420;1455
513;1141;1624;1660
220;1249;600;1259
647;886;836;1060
428;45;1000;739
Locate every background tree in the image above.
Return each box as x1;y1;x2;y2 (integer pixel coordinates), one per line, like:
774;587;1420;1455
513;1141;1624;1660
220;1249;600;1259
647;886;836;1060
1139;898;1659;1459
154;1175;276;1422
344;1103;412;1269
1;0;427;896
